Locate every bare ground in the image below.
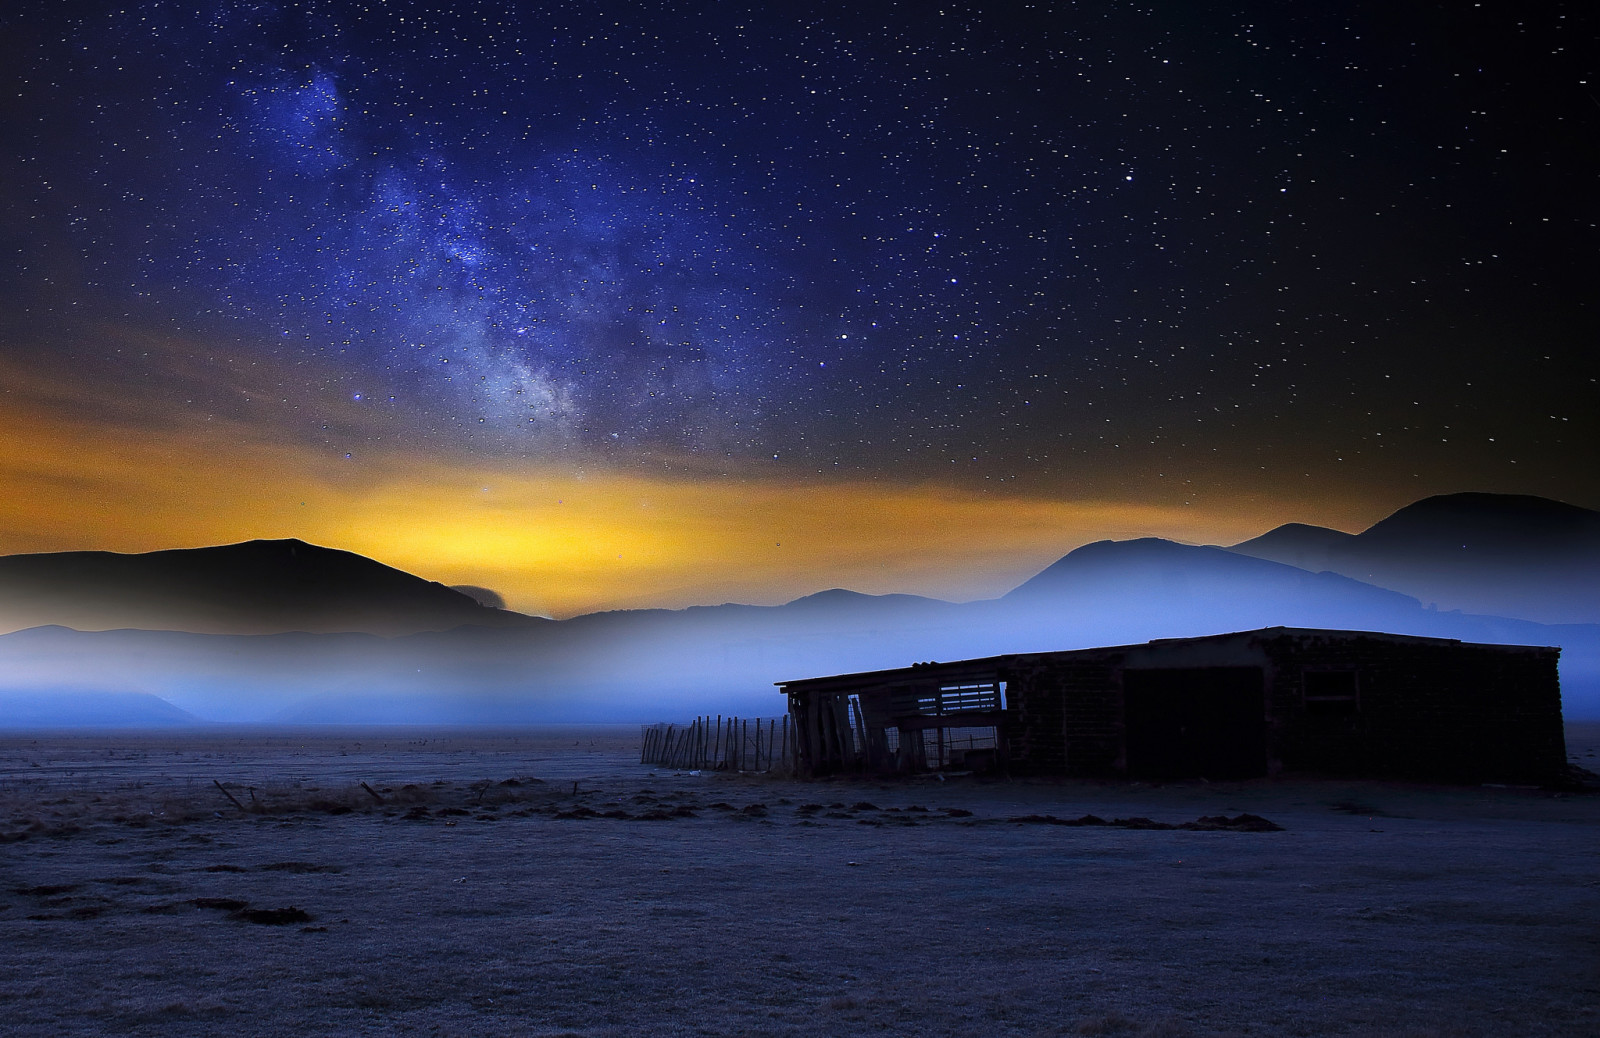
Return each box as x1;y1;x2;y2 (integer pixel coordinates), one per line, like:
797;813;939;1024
0;723;1597;1037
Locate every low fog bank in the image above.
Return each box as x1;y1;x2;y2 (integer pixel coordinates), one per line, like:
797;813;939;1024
5;493;1597;728
0;690;202;727
2;539;1596;727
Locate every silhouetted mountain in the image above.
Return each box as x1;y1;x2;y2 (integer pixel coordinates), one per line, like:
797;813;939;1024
1226;522;1357;573
0;539;542;636
1363;493;1600;550
2;502;1598;726
1008;537;1397;606
1229;493;1600;624
2;535;1593;724
996;537;1432;640
782;588;950;612
450;585;508;610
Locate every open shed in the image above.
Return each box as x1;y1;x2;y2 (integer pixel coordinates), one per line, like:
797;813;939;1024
776;627;1566;783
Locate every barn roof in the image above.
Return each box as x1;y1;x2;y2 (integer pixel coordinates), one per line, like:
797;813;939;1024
774;625;1558;692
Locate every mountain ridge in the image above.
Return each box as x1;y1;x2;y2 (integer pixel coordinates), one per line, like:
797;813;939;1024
3;492;1598;726
0;538;542;637
1227;492;1600;624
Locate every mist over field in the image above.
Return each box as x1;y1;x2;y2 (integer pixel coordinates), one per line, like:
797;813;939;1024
1;494;1597;727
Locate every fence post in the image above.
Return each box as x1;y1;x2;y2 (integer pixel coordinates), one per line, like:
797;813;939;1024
640;715;804;772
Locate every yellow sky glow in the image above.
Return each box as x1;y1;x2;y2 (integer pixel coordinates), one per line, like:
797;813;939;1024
0;401;1396;617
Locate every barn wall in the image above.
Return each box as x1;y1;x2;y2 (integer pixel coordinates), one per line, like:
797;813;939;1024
782;629;1567;783
1258;633;1565;782
1002;653;1122;776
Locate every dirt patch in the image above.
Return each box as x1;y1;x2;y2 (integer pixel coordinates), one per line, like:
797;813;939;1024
189;897;313;925
190;897;250;912
233;906;312;926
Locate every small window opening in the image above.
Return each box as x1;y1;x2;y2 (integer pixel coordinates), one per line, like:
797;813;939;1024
1304;670;1359;716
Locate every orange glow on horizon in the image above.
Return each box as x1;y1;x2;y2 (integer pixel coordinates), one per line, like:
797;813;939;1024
0;401;1400;618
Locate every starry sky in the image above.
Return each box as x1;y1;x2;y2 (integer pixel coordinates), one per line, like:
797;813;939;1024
1;1;1596;616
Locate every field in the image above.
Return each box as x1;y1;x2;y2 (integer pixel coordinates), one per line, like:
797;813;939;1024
1;724;1597;1037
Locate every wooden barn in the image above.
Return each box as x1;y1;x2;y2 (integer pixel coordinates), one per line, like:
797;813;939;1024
776;627;1566;784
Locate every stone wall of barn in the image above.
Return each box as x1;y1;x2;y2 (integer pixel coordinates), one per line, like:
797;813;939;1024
1258;632;1565;783
1000;653;1123;776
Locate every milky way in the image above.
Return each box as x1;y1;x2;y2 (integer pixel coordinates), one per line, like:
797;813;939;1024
3;1;1595;501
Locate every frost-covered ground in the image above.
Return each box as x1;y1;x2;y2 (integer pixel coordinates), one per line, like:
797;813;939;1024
1;725;1596;1037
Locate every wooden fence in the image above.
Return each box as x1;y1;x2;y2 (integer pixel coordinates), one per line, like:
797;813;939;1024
640;715;794;773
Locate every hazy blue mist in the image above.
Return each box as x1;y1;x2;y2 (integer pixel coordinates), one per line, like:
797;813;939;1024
3;538;1595;726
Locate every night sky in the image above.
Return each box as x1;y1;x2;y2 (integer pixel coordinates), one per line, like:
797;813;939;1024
2;1;1596;615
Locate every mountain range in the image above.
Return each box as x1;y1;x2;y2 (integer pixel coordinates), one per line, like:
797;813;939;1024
1228;493;1600;625
1;492;1596;725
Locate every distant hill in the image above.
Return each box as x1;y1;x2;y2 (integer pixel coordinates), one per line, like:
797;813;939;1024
1;496;1598;725
2;533;1593;724
0;539;542;636
1228;493;1600;624
0;689;200;727
1008;537;1386;604
1224;522;1357;573
988;537;1459;656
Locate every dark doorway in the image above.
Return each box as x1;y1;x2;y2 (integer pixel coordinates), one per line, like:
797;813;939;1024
1123;667;1266;779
